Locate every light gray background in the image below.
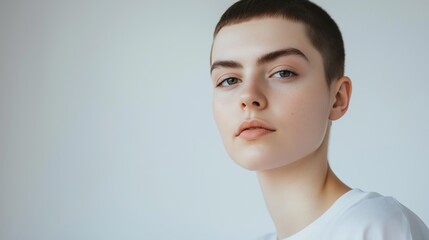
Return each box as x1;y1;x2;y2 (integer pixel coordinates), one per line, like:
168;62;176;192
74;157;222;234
1;1;428;239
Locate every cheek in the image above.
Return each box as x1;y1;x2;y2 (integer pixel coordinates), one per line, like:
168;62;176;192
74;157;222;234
270;85;331;150
212;98;239;162
212;95;234;138
288;88;331;143
212;101;223;132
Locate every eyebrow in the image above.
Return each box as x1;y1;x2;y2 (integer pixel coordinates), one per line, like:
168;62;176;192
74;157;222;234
210;48;309;74
257;48;308;65
210;60;243;74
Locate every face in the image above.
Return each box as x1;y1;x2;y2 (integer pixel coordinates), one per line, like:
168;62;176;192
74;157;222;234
211;18;336;171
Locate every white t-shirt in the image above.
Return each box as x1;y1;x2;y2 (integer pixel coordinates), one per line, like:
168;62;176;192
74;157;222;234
257;189;429;240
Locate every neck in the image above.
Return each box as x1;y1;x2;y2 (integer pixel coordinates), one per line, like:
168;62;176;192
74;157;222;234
256;132;349;239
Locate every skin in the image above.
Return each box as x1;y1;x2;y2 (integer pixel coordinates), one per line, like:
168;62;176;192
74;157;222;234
211;17;352;239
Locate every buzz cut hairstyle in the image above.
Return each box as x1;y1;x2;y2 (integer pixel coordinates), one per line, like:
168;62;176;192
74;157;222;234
213;0;345;85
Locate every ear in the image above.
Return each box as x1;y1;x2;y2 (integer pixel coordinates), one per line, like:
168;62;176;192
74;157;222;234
329;76;352;121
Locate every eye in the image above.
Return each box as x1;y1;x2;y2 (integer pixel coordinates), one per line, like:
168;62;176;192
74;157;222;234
217;77;241;87
271;70;297;78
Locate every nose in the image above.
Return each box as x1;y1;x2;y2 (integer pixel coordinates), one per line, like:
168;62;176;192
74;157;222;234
240;82;267;111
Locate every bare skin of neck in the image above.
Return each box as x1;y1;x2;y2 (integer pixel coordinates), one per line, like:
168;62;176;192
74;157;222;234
256;130;350;239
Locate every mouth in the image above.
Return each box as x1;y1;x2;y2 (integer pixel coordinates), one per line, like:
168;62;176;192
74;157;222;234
235;119;276;140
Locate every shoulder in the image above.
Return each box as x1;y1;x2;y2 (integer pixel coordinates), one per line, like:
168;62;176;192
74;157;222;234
332;190;429;239
254;190;429;240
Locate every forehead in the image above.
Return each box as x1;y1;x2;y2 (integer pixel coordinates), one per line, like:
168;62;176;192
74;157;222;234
211;17;320;64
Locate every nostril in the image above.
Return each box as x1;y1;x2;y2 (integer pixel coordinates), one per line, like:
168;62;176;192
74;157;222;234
241;99;263;109
252;101;260;107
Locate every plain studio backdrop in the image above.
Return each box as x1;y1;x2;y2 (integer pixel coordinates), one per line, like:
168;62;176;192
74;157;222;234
1;0;428;239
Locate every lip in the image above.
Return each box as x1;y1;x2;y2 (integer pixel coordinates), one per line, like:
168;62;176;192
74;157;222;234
235;119;276;140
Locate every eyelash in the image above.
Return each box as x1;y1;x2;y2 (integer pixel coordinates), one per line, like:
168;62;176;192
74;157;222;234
217;77;241;87
216;69;297;87
270;69;297;79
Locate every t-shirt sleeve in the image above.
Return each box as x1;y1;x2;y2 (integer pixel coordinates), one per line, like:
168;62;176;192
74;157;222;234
331;196;429;240
397;202;429;240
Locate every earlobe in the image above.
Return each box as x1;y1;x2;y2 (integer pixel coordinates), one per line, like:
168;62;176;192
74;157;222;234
329;76;352;121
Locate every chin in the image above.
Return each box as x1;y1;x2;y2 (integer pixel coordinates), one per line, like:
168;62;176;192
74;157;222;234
230;153;292;171
233;158;263;171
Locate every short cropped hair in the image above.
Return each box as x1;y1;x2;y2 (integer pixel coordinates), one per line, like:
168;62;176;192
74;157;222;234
213;0;345;85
